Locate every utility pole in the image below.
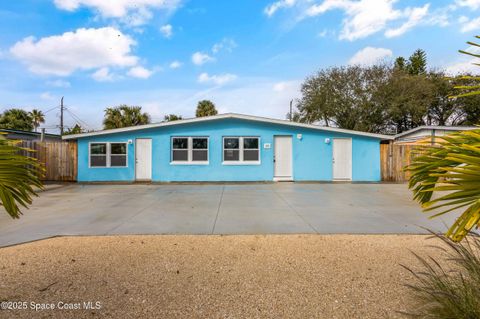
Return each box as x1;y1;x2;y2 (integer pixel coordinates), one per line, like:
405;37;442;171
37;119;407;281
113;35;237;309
60;96;64;135
289;100;293;121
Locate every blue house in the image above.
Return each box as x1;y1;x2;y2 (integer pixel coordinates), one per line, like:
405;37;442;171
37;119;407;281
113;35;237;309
63;113;393;182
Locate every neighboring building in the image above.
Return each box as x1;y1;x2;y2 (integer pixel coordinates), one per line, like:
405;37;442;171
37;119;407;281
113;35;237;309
0;129;61;141
394;126;477;145
63;113;393;182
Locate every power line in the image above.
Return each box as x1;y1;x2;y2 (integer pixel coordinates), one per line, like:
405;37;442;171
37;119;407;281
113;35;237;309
42;105;60;114
64;107;93;130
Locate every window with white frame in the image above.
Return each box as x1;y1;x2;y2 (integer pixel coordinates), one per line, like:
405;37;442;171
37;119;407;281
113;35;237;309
171;137;209;163
223;137;260;163
89;142;127;168
110;143;127;167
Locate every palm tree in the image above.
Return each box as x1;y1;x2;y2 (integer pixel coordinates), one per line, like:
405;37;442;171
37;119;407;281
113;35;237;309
30;109;45;132
195;100;218;117
406;129;480;242
0;109;34;131
0;138;43;218
103;105;151;129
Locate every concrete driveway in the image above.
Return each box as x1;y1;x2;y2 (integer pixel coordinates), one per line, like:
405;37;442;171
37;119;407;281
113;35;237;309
0;183;455;247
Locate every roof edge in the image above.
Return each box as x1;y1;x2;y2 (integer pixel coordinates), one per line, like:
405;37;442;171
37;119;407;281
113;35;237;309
394;125;478;139
63;113;394;140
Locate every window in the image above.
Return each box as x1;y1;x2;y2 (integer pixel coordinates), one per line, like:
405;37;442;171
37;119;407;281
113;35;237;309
243;138;259;161
90;143;107;167
89;142;127;168
171;137;209;164
192;138;208;161
110;143;127;167
223;137;260;164
223;138;239;161
172;137;188;161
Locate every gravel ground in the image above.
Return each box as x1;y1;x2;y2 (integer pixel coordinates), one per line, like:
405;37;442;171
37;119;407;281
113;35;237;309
0;235;444;319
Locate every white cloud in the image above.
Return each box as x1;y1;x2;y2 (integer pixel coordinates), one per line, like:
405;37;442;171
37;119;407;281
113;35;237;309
304;0;431;41
273;81;299;92
53;0;181;25
127;66;153;79
169;60;182;69
191;51;215;65
385;4;429;38
46;79;71;88
92;67;115;82
446;60;480;75
10;27;138;76
198;73;237;85
456;0;480;10
159;24;173;38
264;0;296;17
446;45;480;75
212;38;237;53
317;29;328;37
348;47;393;66
40;92;55;100
459;15;480;32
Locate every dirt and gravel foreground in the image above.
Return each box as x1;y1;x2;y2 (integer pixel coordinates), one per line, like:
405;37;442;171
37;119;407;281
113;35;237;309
0;235;445;319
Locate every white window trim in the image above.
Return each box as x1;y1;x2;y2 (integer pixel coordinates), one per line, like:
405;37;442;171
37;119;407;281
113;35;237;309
89;142;128;168
222;136;261;165
170;136;209;165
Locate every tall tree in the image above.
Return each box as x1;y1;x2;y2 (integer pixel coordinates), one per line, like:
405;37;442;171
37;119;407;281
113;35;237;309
103;105;151;129
456;93;480;125
394;57;407;71
295;65;392;133
0;109;34;131
407;49;427;75
379;70;435;133
426;72;459;126
195;100;218;117
394;49;427;75
29;109;45;132
164;114;183;122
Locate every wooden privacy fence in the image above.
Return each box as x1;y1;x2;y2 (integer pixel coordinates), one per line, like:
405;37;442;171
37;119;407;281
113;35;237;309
20;141;77;182
380;143;423;182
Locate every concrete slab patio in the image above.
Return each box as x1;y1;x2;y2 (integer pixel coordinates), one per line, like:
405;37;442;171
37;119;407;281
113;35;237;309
0;183;455;247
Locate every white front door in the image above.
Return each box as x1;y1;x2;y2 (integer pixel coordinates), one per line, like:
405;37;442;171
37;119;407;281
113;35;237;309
332;138;352;180
135;138;152;181
274;136;293;181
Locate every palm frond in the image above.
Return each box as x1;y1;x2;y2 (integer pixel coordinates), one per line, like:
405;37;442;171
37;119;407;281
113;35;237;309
0;139;43;218
406;129;480;242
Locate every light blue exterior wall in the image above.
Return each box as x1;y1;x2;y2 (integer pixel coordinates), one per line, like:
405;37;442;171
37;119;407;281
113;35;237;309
77;118;382;182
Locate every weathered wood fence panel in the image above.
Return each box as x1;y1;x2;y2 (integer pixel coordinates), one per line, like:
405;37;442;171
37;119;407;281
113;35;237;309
20;141;77;182
380;143;420;182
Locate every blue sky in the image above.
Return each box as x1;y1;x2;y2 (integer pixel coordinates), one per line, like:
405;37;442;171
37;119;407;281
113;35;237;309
1;0;480;133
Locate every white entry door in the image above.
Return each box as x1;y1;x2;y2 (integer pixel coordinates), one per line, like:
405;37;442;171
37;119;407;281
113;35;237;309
332;138;352;180
274;136;293;181
135;138;152;181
